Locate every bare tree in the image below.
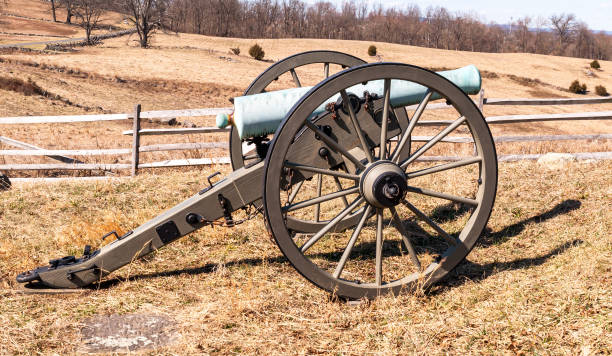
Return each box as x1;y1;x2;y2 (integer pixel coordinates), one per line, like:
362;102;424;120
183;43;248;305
162;0;611;60
550;13;577;53
124;0;168;48
57;0;76;24
513;16;531;52
74;0;104;44
48;0;57;22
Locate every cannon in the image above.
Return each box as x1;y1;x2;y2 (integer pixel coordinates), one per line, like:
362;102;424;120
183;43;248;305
17;51;497;299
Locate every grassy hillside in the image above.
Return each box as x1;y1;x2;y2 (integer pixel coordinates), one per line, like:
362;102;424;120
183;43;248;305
0;0;127;45
0;30;611;174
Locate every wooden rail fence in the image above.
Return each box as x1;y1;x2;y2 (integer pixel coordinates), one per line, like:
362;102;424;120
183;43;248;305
0;93;611;176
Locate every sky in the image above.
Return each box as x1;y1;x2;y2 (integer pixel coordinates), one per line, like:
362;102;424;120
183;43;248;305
299;0;612;32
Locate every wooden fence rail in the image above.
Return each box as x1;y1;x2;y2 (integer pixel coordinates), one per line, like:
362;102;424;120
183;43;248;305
1;94;611;175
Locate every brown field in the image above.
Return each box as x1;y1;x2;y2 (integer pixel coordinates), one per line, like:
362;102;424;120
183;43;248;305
1;161;611;354
1;1;611;354
0;27;611;176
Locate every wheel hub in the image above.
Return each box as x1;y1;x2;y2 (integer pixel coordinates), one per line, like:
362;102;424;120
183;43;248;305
360;161;408;208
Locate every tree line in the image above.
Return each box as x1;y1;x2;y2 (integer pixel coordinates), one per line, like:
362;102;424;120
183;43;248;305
164;0;611;60
40;0;612;60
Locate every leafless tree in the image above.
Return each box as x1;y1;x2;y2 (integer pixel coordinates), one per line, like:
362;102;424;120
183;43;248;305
74;0;104;44
124;0;169;48
550;13;577;52
57;0;76;24
513;16;532;52
48;0;58;22
162;0;611;60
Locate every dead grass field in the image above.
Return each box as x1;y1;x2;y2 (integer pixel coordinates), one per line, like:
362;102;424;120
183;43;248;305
0;33;611;177
0;0;128;44
0;161;610;354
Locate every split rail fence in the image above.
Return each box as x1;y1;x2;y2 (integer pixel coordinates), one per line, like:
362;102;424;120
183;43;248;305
1;91;611;178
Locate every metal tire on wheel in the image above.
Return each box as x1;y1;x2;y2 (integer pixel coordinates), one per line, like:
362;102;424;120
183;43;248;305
263;63;497;299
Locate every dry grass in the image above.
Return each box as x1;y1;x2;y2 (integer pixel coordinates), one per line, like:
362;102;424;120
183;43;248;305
0;0;128;44
0;160;610;354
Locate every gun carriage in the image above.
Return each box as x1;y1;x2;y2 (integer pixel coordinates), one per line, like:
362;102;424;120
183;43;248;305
17;51;497;300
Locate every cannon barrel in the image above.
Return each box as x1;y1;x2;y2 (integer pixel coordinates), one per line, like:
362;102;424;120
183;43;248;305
217;64;481;139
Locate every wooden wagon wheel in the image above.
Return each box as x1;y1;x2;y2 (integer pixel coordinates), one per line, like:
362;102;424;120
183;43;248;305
263;63;497;299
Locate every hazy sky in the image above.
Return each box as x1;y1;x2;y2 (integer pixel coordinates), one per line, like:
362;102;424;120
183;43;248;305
299;0;612;32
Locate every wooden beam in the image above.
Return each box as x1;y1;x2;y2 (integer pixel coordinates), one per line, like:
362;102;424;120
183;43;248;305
139;142;228;152
138;157;231;168
0;142;229;156
131;104;141;177
410;133;612;143
0;163;131;170
417;111;612;126
0;149;131;156
0;113;130;124
139;108;232;119
122;127;230;136
0;108;231;125
0;135;84;164
498;151;612;161
485;97;612;105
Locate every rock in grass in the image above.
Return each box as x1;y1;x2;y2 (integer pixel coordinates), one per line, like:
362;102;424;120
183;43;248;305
537;153;576;169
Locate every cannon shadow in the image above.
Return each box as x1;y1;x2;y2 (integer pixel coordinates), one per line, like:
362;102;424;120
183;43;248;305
95;199;582;290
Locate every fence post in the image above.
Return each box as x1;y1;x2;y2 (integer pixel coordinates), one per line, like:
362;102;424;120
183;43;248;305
475;88;485;155
478;88;485;111
131;104;141;177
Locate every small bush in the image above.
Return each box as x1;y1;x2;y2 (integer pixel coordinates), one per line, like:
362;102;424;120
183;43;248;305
230;47;240;55
248;44;265;60
590;60;600;69
569;80;587;94
368;45;377;56
595;85;609;96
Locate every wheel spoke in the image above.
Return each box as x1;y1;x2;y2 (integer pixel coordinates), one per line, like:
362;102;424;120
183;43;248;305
290;69;302;87
283;186;359;212
288;180;304;204
406;186;478;207
333;205;373;279
389;207;421;271
379;79;391;160
375;208;384;285
333;177;349;207
301;197;364;252
339;90;374;163
391;90;433;163
400;116;467;169
324;63;330;78
406;157;482;179
402;200;458;246
243;154;259;160
284;161;360;181
314;174;323;222
303;120;366;170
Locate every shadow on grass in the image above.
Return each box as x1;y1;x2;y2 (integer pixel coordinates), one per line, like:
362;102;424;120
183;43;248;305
94;199;582;290
433;239;584;293
478;199;581;247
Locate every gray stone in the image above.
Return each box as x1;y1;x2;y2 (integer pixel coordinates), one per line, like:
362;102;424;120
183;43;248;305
79;314;180;354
